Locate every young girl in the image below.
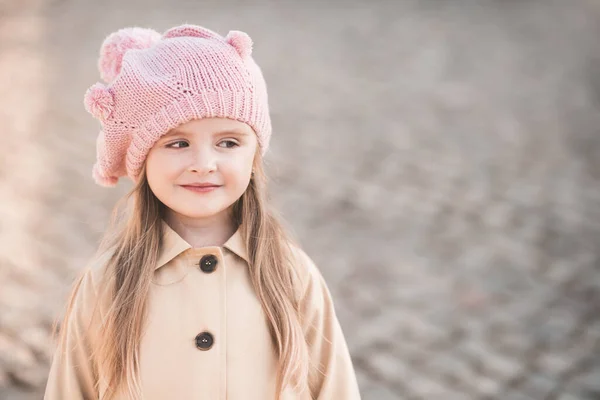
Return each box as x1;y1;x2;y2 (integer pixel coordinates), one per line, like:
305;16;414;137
43;24;361;400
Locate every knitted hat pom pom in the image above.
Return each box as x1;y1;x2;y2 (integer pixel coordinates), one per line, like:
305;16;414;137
84;82;114;121
98;27;161;83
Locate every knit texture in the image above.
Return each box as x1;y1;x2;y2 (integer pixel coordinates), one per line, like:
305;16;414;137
83;24;272;187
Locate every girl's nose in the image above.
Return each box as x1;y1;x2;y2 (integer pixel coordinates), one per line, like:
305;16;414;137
188;146;217;174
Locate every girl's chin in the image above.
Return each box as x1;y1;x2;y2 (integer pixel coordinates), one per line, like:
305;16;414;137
176;210;223;220
171;202;230;217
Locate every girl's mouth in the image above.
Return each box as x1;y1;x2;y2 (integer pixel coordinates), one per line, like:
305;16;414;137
181;185;220;193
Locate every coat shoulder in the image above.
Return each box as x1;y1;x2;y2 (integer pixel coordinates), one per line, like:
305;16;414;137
68;244;118;325
286;242;323;301
84;245;117;293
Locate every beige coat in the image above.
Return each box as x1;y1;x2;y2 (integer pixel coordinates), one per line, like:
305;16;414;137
44;220;361;399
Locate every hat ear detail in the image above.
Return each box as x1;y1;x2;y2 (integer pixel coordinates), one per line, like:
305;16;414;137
225;30;253;59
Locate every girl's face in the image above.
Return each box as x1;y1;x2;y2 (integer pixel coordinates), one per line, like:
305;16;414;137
146;117;258;221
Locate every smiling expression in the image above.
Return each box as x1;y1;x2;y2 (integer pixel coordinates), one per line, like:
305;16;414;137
145;117;258;220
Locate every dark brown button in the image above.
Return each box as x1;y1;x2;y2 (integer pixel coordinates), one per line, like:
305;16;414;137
195;331;214;350
199;254;218;273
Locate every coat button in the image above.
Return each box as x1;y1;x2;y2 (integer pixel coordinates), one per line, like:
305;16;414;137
199;254;218;273
195;331;214;350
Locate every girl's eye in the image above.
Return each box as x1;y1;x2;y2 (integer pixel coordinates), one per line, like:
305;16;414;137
218;140;239;149
167;140;189;148
166;139;238;149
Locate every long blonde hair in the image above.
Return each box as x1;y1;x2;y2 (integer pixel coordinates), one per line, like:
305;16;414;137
53;148;313;399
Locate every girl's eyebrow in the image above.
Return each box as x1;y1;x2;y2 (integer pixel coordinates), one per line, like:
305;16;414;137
214;129;249;137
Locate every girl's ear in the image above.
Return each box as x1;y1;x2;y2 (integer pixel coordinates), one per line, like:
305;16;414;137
98;27;161;83
163;24;222;41
225;30;253;59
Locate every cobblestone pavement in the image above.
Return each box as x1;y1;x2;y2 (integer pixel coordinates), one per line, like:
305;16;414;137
1;0;600;399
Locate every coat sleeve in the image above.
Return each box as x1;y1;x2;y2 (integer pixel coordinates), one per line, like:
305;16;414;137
294;247;362;400
44;267;100;400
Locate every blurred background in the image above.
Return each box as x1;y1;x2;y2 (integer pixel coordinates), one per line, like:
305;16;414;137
1;0;600;398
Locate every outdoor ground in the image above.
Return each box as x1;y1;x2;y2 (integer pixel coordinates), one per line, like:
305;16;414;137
0;0;599;399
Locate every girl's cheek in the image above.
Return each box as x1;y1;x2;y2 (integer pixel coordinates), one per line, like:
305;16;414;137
163;153;187;166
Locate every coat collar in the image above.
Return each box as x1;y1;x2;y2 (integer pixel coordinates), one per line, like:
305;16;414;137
155;219;249;270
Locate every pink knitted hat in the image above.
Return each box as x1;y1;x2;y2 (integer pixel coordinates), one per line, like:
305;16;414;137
83;24;272;187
